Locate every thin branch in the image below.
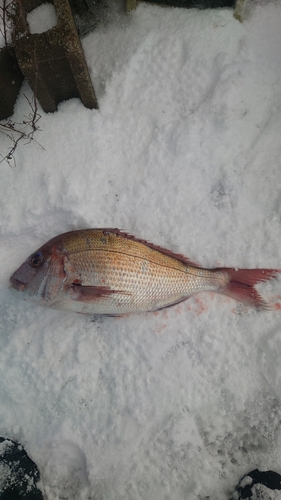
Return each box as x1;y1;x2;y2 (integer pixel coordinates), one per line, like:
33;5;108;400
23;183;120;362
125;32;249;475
0;0;14;48
0;3;43;168
0;94;44;168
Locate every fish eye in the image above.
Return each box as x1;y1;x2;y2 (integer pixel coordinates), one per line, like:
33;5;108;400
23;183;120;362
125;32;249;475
29;252;44;268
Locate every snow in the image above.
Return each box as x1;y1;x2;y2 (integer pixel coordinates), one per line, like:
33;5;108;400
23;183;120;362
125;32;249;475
1;1;281;499
26;3;58;35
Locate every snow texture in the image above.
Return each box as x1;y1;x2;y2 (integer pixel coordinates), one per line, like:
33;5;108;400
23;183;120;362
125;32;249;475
1;1;281;499
26;3;58;35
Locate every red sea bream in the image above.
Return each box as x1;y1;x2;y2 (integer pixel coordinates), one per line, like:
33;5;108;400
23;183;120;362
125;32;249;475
9;228;279;315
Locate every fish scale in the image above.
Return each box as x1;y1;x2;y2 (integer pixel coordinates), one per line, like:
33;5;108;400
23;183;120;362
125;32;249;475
9;228;279;315
72;233;219;312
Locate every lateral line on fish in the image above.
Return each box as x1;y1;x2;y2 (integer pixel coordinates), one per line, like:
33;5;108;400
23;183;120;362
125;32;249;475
99;228;201;267
67;247;206;276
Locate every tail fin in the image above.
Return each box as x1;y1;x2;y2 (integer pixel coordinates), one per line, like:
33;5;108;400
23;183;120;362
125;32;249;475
215;268;280;309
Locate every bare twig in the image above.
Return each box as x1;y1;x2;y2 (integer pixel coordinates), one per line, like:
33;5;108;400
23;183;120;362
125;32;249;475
0;0;14;48
0;1;43;168
0;93;43;168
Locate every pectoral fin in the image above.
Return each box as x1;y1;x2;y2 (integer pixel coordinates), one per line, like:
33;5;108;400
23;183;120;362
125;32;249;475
69;284;122;302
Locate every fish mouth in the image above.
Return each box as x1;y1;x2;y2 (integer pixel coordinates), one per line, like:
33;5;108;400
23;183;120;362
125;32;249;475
10;275;26;292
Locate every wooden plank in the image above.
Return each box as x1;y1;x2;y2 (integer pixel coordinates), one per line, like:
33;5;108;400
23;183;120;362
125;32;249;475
12;0;98;113
234;0;247;21
126;0;137;11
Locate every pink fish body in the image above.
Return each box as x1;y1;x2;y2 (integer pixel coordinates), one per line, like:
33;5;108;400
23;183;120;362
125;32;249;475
9;228;279;315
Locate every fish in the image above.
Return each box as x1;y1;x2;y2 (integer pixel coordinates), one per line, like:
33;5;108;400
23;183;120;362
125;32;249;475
9;228;279;316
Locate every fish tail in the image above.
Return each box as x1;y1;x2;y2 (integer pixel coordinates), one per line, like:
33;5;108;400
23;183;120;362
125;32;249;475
215;268;280;309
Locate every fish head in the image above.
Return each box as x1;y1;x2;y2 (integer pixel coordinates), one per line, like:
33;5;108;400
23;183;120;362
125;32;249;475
10;240;69;304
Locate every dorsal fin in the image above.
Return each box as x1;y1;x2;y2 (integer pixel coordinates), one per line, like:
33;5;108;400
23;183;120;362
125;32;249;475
100;228;200;268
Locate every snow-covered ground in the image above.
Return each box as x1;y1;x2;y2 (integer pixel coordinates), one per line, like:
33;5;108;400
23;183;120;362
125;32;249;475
1;1;281;499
